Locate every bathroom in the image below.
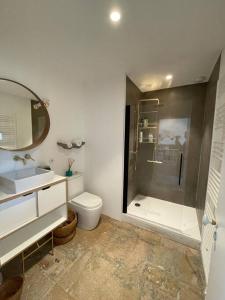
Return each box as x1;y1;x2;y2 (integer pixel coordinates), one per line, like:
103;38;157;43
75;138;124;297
0;1;225;299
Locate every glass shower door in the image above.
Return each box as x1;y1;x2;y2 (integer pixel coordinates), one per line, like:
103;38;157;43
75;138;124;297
151;117;190;205
137;100;190;206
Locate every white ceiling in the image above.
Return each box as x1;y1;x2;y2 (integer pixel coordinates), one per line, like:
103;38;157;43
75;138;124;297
0;0;225;91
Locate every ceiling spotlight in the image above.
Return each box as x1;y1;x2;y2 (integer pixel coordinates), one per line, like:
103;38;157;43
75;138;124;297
110;10;121;23
195;76;207;83
166;74;173;80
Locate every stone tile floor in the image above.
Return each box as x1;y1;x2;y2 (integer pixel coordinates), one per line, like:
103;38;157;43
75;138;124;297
3;215;205;300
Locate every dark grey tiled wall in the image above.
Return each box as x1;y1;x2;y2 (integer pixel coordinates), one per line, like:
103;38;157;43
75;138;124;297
138;84;207;207
125;60;220;213
196;57;221;228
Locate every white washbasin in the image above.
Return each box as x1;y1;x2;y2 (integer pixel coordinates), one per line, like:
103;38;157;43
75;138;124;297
0;168;55;194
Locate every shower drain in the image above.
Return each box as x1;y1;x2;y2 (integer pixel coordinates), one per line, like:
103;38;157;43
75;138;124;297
135;203;141;207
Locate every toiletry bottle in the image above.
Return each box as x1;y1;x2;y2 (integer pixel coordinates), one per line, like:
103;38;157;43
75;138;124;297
149;133;153;143
139;131;143;143
143;119;148;128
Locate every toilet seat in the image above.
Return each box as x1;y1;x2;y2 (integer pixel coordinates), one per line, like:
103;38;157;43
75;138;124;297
71;192;102;209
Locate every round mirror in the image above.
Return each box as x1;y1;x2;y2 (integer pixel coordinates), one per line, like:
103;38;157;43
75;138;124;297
0;78;50;151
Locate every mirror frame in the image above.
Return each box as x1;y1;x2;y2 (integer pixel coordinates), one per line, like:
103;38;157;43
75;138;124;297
0;78;50;151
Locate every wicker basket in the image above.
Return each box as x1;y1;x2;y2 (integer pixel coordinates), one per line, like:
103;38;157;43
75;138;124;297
0;276;23;300
53;229;76;245
53;209;77;244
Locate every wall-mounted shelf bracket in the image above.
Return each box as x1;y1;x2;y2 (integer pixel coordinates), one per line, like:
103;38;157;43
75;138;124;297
57;141;85;150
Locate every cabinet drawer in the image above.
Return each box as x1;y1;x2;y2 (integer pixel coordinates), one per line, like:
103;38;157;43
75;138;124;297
0;193;37;238
38;182;66;216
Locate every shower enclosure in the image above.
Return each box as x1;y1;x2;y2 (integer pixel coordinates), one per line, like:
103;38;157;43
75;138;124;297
123;80;207;244
136;99;189;205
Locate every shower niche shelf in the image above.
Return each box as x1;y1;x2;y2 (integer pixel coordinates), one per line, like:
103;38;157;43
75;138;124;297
139;141;157;144
139;111;158;114
138;98;160;146
139;138;157;144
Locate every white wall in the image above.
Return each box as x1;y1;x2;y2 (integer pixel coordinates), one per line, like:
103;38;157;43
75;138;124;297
201;50;224;284
0;78;86;176
84;75;126;221
203;50;225;299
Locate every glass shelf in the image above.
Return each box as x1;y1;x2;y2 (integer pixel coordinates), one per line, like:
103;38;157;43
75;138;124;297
139;126;157;129
139;137;157;144
140;111;158;114
139;141;157;144
138;100;159;146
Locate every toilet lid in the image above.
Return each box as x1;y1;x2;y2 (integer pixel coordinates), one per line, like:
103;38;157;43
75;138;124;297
71;192;102;209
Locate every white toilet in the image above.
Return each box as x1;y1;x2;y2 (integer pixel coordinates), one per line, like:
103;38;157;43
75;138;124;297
67;173;103;230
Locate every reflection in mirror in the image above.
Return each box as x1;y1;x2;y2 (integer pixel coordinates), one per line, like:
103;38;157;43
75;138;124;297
0;79;50;151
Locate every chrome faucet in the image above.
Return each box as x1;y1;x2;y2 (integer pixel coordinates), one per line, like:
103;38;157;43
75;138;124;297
13;155;26;165
13;154;35;165
24;154;35;161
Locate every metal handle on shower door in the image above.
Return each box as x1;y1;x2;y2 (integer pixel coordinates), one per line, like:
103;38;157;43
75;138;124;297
130;151;138;171
178;153;183;186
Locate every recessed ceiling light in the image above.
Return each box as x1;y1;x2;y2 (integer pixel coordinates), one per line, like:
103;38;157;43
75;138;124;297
110;10;121;23
166;74;173;80
195;75;207;83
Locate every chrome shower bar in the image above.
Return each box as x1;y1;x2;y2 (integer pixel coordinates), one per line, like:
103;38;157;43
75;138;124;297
139;98;160;104
147;160;163;164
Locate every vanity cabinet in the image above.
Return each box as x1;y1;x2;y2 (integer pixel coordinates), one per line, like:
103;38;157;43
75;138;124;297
0;192;37;238
0;79;67;268
38;182;66;216
0;177;67;267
